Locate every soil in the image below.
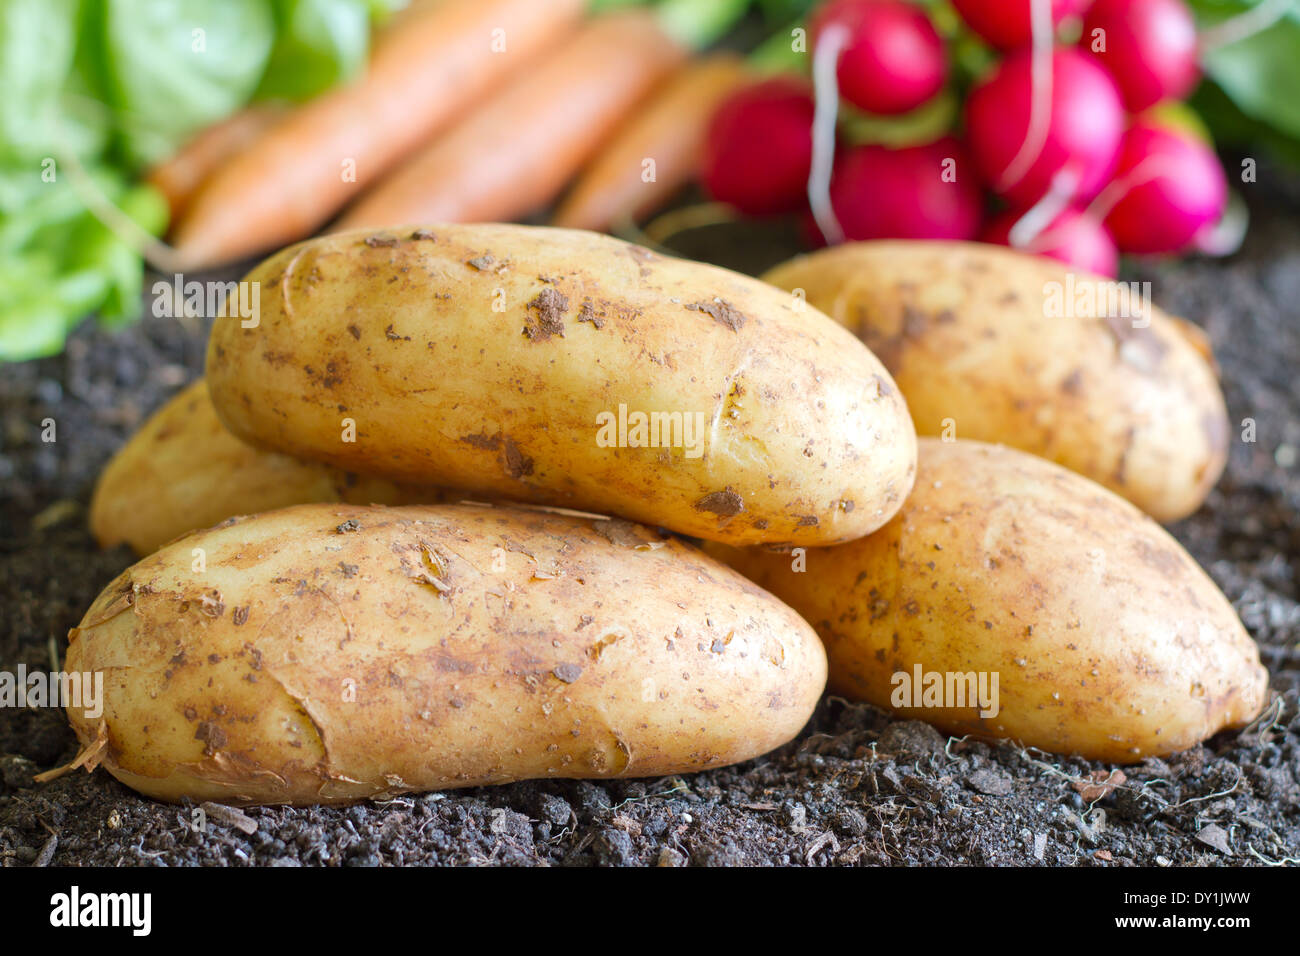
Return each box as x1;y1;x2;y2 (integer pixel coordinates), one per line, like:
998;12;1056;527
2;175;1298;868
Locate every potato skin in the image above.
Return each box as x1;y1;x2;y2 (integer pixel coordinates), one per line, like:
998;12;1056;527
711;439;1267;763
762;241;1229;522
65;503;826;805
205;224;916;546
90;380;452;555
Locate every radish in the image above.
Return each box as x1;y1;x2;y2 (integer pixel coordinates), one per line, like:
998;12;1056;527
951;0;1093;50
1081;0;1199;111
1097;118;1228;254
1080;0;1295;113
811;137;984;243
809;0;947;115
700;76;815;216
805;0;947;242
982;206;1119;277
965;45;1125;206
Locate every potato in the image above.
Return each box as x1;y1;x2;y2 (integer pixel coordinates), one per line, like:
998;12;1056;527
64;502;826;804
206;224;916;547
710;439;1267;763
90;380;454;555
762;241;1229;522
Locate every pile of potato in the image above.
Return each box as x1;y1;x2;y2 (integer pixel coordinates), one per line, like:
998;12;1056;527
67;225;1267;806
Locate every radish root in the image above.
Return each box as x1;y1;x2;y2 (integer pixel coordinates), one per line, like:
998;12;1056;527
1009;164;1080;248
1083;152;1182;222
634;201;739;248
999;0;1055;195
809;22;850;244
1199;0;1294;52
56;139;184;275
1194;190;1249;257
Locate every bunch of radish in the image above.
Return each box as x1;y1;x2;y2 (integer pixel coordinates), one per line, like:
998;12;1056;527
700;0;1256;277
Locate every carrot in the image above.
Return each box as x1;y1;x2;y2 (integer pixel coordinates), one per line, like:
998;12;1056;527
335;9;688;230
170;0;585;269
552;53;747;232
146;105;288;220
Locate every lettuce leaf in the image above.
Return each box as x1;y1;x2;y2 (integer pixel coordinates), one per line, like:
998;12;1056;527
99;0;277;167
0;170;166;361
257;0;370;100
1187;0;1300;159
1;0;394;362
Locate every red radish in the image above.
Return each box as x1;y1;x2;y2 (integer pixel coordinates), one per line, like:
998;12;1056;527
701;76;814;215
951;0;1093;50
982;206;1119;277
965;45;1125;206
813;137;984;243
1081;0;1200;111
1099;118;1228;254
809;0;947;115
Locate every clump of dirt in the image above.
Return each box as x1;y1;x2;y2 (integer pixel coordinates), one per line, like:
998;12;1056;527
1;178;1297;867
524;287;568;341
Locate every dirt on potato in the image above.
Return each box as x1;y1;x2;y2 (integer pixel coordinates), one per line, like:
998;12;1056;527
2;171;1298;867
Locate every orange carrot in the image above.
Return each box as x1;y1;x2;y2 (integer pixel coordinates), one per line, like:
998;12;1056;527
171;0;584;269
146;104;287;220
552;53;747;232
336;9;686;230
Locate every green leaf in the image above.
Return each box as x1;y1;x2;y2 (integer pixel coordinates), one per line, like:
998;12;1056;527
1202;20;1300;140
365;0;409;19
86;184;168;326
1190;0;1300;140
840;92;959;147
0;0;80;158
0;165;107;256
748;19;808;75
755;0;816;24
47;182;169;330
1;0;396;361
0;248;103;360
0;164;165;361
656;0;754;49
1191;80;1300;167
257;0;370;101
99;0;275;167
587;0;651;13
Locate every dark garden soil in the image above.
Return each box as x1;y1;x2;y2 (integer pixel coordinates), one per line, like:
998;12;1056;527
2;173;1297;867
